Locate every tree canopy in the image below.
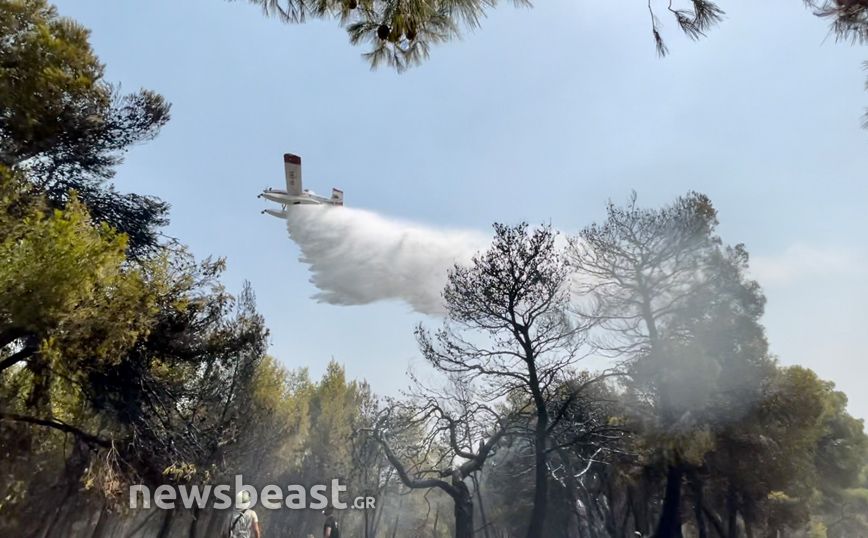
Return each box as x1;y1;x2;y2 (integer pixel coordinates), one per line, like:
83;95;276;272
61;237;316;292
233;0;868;125
233;0;868;71
0;0;172;257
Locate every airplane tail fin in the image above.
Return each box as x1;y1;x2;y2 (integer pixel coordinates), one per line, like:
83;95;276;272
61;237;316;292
331;188;344;206
284;153;303;196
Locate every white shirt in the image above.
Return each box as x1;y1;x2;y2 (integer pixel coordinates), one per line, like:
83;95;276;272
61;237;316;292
227;508;258;538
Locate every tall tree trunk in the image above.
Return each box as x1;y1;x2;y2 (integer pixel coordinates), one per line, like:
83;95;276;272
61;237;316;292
726;503;737;538
33;488;67;537
371;472;392;538
652;465;684;538
205;508;225;538
523;330;550;538
600;484;619;538
472;474;491;538
689;475;707;538
386;485;405;538
578;483;601;538
124;509;163;538
364;493;370;538
57;493;90;537
90;502;112;538
631;483;650;537
189;504;202;538
622;487;634;538
561;469;587;538
701;505;727;538
453;479;474;538
391;514;401;538
525;413;549;538
433;507;440;538
36;442;88;538
694;498;707;538
156;507;176;538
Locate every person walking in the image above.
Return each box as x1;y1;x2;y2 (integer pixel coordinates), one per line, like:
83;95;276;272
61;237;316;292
323;506;340;538
225;491;261;538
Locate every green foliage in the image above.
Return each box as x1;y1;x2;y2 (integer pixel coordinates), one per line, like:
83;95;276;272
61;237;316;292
0;0;172;257
814;386;868;491
304;360;367;480
0;0;103;165
236;0;727;72
0;165;162;375
235;0;868;129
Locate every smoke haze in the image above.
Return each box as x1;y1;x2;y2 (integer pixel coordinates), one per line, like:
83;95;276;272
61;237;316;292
285;206;490;315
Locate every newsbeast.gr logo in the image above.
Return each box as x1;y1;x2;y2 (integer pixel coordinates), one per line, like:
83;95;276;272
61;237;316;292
129;476;375;511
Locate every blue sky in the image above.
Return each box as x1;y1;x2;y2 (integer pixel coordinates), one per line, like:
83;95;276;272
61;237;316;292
59;0;867;419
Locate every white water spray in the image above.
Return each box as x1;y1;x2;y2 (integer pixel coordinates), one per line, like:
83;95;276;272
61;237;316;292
285;206;490;315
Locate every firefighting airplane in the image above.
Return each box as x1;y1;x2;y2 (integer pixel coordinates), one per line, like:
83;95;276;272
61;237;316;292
258;153;344;219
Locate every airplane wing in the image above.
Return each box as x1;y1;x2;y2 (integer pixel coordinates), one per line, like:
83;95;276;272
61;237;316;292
284;154;302;196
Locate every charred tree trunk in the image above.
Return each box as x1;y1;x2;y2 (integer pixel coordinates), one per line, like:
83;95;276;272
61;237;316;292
689;475;707;538
364;493;370;538
652;465;684;538
578;481;601;538
156;507;176;538
563;477;587;538
524;355;550;538
371;501;385;538
726;489;738;538
188;504;202;538
701;505;727;538
472;474;491;538
121;509;157;538
90;502;112;538
524;428;549;538
453;479;474;538
726;510;737;538
595;468;619;538
391;514;401;538
631;482;650;538
56;493;90;537
622;486;635;538
371;472;392;538
601;492;619;538
205;507;225;538
35;441;89;538
694;499;708;538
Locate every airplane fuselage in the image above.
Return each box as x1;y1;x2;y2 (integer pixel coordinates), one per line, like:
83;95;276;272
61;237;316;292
259;189;341;207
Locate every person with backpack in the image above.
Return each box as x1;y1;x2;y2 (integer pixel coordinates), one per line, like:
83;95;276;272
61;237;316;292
224;491;261;538
323;506;340;538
